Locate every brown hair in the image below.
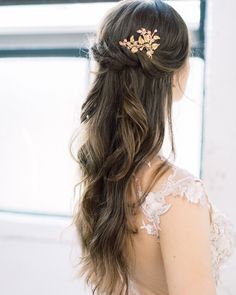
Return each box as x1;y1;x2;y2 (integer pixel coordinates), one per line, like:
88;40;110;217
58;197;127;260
69;0;190;294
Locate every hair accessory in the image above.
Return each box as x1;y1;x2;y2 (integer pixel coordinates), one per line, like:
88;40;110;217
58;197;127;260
119;27;160;59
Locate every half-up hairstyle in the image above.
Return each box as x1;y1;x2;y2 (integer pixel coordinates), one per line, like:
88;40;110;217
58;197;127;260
69;0;190;294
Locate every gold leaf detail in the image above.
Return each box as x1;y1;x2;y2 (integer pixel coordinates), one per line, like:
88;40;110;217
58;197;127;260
144;35;149;42
152;43;160;50
146;51;152;58
138;36;144;44
119;27;160;58
130;35;135;43
131;47;138;53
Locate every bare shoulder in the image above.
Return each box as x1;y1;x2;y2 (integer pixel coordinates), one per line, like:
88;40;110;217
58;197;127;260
157;163;217;294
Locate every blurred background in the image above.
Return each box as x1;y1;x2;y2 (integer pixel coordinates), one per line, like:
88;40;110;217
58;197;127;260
0;0;235;294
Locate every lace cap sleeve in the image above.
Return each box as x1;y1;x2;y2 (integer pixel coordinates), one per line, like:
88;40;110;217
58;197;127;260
138;165;210;238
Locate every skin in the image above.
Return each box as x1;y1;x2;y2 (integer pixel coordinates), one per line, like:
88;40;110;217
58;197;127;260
172;58;190;102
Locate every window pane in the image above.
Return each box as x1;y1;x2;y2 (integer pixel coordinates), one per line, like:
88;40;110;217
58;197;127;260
0;57;88;215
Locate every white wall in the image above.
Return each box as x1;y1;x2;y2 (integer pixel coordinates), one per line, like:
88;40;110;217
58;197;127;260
203;0;236;293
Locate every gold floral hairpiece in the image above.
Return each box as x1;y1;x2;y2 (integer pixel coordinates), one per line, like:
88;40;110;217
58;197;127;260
119;27;160;59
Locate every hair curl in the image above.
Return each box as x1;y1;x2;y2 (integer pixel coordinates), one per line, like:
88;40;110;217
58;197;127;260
69;0;190;294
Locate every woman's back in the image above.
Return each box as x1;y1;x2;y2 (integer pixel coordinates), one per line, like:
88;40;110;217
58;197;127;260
125;154;236;295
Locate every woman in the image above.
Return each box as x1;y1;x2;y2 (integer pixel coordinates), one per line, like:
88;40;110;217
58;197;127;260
70;0;236;294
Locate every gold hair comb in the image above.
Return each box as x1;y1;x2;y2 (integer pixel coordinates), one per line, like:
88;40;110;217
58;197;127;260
119;27;160;59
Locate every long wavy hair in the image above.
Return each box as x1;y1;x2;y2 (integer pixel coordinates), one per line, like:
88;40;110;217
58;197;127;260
69;0;190;294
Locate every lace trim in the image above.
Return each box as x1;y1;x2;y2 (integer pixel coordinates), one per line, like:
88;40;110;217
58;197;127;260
135;165;207;239
209;207;236;286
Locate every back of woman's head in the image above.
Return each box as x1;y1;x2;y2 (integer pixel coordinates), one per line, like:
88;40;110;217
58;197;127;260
70;1;190;294
92;0;189;75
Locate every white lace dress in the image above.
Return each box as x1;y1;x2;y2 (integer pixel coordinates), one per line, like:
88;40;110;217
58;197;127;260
129;156;236;294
